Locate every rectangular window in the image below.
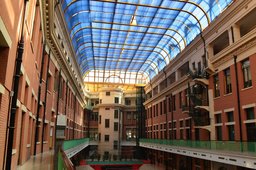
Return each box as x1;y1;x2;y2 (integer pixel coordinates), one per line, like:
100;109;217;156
246;123;256;141
114;110;118;119
95;100;99;105
179;92;182;108
180;120;183;127
185;119;190;127
192;62;196;70
216;126;222;140
168;97;172;112
105;135;109;142
127;112;131;120
126;128;136;141
105;119;110;128
105;108;110;110
114;122;118;131
172;95;176;111
99;133;101;141
125;98;131;105
43;123;48;141
163;100;167;114
180;129;183;139
242;59;252;88
99;115;101;124
214;74;220;97
133;112;137;120
245;108;254;120
228;125;235;141
155;104;158;116
113;140;118;150
198;61;202;74
215;114;222;123
226;111;234;122
160;102;163;115
224;68;232;94
106;92;110;96
115;97;119;104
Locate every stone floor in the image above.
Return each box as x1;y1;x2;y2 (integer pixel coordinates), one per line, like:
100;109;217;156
16;150;164;170
17;150;54;170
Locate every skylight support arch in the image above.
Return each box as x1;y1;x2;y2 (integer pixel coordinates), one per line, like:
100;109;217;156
61;0;234;84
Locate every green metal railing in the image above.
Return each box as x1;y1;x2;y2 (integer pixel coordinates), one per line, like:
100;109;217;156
58;149;75;170
58;138;90;170
140;139;256;154
62;138;89;151
58;150;65;170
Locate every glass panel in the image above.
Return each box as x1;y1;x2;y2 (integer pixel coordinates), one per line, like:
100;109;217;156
62;0;234;84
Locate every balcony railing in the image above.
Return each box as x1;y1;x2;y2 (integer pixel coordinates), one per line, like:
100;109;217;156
58;149;75;170
63;138;89;151
139;139;256;154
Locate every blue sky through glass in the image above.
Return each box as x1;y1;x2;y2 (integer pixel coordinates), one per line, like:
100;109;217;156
61;0;233;84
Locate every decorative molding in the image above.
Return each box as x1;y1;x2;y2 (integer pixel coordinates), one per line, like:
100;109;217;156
0;16;12;47
242;103;256;109
224;108;235;113
41;0;86;107
0;83;5;94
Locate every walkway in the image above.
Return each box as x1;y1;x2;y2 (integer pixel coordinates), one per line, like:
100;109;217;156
17;151;54;170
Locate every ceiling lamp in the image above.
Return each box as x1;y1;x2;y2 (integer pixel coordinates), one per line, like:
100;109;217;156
130;15;137;26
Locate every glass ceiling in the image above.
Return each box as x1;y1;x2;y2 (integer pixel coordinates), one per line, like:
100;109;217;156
61;0;233;85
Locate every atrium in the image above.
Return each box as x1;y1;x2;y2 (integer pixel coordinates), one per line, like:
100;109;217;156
0;0;256;169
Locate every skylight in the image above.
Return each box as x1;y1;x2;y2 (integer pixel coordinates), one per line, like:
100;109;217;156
61;0;233;85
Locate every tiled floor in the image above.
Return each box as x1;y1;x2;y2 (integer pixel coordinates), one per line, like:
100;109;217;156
16;151;164;170
17;150;54;170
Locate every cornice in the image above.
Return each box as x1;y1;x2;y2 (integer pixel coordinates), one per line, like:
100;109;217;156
144;76;189;107
93;103;126;109
211;28;256;68
55;4;84;83
41;0;86;106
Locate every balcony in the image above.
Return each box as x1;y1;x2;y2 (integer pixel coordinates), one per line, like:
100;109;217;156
181;105;190;114
190;109;210;126
204;59;215;75
189;68;209;86
190;84;209;111
139;139;256;169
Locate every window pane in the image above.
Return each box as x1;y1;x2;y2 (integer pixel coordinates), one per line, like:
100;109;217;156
242;59;252;88
224;68;232;94
214;74;220;97
228;125;235;141
105;119;110;128
114;110;118;119
246;108;254;120
226;111;234;122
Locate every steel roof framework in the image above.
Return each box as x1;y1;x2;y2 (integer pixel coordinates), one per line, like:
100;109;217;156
61;0;233;85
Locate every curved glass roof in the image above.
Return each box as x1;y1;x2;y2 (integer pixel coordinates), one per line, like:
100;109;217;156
61;0;233;84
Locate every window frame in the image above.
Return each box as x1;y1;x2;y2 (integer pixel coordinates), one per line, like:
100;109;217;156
213;74;220;97
105;119;110;128
242;59;252;88
224;68;232;94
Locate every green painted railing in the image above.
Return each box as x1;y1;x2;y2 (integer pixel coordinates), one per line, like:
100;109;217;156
62;138;89;151
140;139;256;154
58;149;74;170
58;138;89;170
58;150;65;170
